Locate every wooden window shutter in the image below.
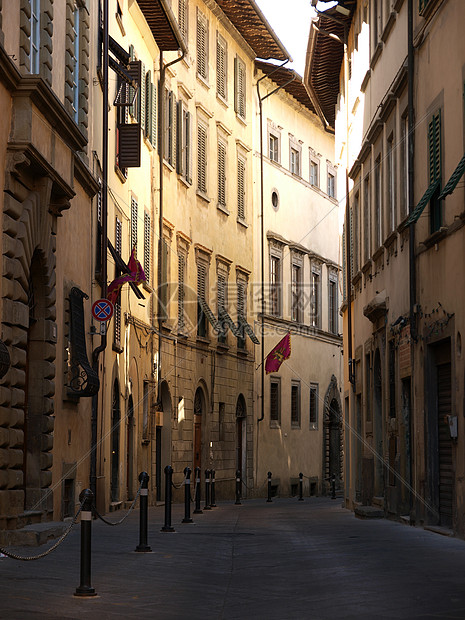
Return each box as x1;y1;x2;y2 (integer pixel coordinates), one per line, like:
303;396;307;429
217;273;226;310
237;158;245;220
186;111;192;184
218;142;226;207
143;211;151;281
150;78;157;147
428;110;441;184
234;57;246;118
160;239;169;320
197;10;208;80
114;217;123;347
237;280;246;317
217;36;226;100
197;262;207;300
131;196;138;251
178;253;185;331
118;124;141;168
197;124;207;193
349;206;354;282
178;0;187;41
115;216;122;256
140;62;146;130
172;92;177;169
164;89;170;161
176;100;184;176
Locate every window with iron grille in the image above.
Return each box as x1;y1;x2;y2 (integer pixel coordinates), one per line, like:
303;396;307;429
270;254;281;316
291;382;301;427
237;278;246;349
216;34;227;101
197;122;207;194
309;384;318;429
196;9;208;81
311;267;321;328
178;0;187;42
328;274;338;334
389;340;396;418
218;141;226;207
144;211;151;282
197;261;208;338
428;110;442;232
234;56;246;119
270;378;281;425
114;217;122;350
131;195;138;252
178;252;186;333
291;262;302;322
177;101;192;183
237;157;246;221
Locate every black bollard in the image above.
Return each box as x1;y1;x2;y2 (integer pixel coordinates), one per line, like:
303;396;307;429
204;469;212;510
136;471;152;551
331;474;336;500
298;472;304;501
267;471;272;503
161;465;175;532
193;467;203;514
74;489;97;597
235;469;242;505
210;469;217;507
182;467;193;523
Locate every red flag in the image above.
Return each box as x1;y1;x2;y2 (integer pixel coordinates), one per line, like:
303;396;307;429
106;248;146;305
265;332;291;374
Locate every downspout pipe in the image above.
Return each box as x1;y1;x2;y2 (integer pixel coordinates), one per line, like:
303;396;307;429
256;60;293;424
90;0;109;498
157;47;185;408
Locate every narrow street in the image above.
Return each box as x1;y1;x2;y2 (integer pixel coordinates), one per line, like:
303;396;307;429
1;498;465;619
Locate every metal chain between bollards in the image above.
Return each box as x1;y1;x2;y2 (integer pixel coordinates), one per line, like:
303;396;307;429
0;499;85;561
171;473;188;490
92;481;143;526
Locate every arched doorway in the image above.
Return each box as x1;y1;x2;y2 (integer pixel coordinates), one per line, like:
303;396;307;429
323;375;343;493
373;348;384;496
193;387;205;472
111;379;121;503
126;395;135;501
236;394;247;481
24;250;51;512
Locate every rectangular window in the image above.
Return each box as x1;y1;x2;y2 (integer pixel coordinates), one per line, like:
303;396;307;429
290;147;300;176
196;9;208;81
374;156;382;247
353;192;359;273
31;0;40;74
234;56;246;119
164;90;175;167
143;211;151;283
401;115;409;220
218;141;226;207
178;0;187;42
310;159;319;186
237;157;246;221
428;110;442;233
309;384;318;429
269;134;279;162
311;268;321;328
216;34;227;101
327;172;335;198
197;123;207;194
291;263;302;322
291;382;301;427
270;255;281;316
114;217;122;350
328;274;338;334
177;101;192;183
131;195;138;252
197;261;208;338
387;133;396;232
363;174;370;262
270;378;281;425
178;252;186;333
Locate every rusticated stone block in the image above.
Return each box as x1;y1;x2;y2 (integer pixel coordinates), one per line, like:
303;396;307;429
41;415;54;433
2;299;28;329
10;388;25;408
2;326;13;345
42;343;55;361
3;214;19;237
2;235;23;259
9;428;23;448
40;470;52;488
42;379;55;397
9;408;24;428
2;279;27;303
0;407;11;426
3;194;23;220
0;470;8;488
0;489;23;514
42;398;54;416
0;427;8;447
12;328;28;349
40;362;55;380
40;452;53;470
7;469;23;489
7;368;26;388
0;387;10;405
0;448;9;468
41;434;53;452
10;348;26;369
8;449;23;469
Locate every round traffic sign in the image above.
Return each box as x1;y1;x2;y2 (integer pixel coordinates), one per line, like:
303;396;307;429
92;299;114;322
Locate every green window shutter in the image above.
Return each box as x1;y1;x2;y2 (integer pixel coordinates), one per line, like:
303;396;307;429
131;195;138;251
342;227;347;303
151;79;157;147
143;211;151;281
237;157;245;220
197;10;208;80
178;253;185;332
218;142;226;206
197;124;207;193
186;111;192;184
429;110;441;184
217;35;227;100
129;45;135;117
176;100;184;176
140;62;146;134
145;70;151;139
234;57;246;119
172;93;177;169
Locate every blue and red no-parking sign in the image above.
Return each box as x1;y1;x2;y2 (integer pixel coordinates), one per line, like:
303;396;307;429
91;299;114;322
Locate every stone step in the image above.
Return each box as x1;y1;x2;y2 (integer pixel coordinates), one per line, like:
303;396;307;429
372;496;385;507
0;521;69;548
354;505;384;519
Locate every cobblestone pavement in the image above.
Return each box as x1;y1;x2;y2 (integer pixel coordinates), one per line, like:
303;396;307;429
1;497;465;619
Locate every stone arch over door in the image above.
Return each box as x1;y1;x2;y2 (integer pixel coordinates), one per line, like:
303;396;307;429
323;375;343;493
1;185;63;519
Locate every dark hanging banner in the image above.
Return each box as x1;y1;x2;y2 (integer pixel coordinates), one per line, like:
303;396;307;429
68;287;100;397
